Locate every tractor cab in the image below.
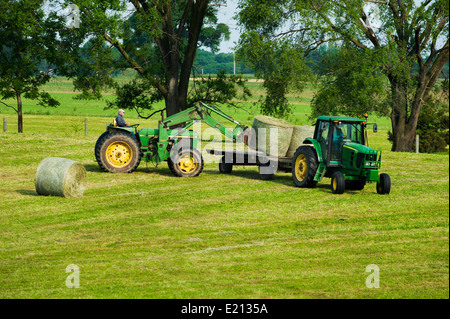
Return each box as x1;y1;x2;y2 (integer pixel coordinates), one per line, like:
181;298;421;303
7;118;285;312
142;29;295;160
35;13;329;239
314;116;377;167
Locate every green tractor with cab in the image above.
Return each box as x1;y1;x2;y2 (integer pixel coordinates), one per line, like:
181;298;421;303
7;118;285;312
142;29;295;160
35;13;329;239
292;114;391;194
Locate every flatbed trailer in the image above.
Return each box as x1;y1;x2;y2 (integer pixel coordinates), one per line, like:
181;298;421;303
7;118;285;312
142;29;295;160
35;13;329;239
206;148;292;180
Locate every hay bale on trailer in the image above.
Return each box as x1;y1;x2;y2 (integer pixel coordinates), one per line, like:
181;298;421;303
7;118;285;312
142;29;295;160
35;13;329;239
35;157;87;198
250;115;294;157
286;125;315;158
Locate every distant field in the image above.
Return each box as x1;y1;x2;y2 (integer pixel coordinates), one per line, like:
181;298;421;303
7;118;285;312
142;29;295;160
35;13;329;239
0;77;448;299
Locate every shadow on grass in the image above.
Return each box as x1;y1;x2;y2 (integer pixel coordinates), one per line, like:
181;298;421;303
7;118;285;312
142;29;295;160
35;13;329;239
203;167;369;195
16;189;39;196
83;162;176;177
83;163;370;195
83;164;103;172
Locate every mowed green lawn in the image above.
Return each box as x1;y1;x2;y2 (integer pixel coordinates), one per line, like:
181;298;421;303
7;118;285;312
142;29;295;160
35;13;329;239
0;79;448;299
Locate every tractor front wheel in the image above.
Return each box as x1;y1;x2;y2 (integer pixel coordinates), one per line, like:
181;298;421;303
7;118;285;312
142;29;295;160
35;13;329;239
170;149;204;177
331;171;345;194
377;173;391;194
95;131;141;173
292;146;318;188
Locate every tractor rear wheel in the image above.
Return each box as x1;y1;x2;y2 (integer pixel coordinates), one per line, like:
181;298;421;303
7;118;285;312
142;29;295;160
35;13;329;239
377;173;391;194
171;148;204;177
292;146;318;188
95;131;141;173
331;171;345;194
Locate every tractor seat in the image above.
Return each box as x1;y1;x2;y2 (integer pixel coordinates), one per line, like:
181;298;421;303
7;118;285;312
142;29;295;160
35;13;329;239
113;119;118;127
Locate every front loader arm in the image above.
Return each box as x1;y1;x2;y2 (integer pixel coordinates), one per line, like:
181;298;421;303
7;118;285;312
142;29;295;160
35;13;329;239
161;102;248;142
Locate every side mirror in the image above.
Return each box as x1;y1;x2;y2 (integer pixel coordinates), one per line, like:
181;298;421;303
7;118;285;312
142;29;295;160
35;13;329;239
320;122;328;131
373;124;378;133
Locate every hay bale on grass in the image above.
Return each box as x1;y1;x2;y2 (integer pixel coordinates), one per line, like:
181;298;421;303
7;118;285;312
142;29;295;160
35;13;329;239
286;125;315;158
251;115;294;157
35;157;87;198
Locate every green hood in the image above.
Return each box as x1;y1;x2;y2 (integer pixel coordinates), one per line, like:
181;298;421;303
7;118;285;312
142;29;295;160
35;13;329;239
342;142;378;155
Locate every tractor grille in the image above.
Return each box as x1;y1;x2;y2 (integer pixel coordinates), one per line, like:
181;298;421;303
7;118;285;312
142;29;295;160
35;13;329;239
366;154;377;161
356;153;365;168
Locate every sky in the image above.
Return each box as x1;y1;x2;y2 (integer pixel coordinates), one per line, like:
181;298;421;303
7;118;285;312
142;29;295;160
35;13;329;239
216;0;240;53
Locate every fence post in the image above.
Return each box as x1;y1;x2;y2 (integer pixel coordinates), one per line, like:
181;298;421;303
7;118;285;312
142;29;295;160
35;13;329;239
415;135;419;154
84;118;88;136
3;118;6;132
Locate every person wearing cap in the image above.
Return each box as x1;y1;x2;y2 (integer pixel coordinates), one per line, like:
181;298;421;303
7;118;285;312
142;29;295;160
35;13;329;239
116;109;129;127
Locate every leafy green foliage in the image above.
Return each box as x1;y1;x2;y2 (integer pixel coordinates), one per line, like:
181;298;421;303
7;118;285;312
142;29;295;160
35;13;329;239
107;78;165;118
388;79;450;153
311;45;389;119
188;70;252;108
237;32;312;118
237;0;449;151
58;0;241;118
0;0;64;132
194;50;252;75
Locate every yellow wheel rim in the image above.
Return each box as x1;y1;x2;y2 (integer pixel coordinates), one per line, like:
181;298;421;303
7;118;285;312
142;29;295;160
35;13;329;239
332;178;337;190
106;141;133;168
295;154;307;181
178;154;197;173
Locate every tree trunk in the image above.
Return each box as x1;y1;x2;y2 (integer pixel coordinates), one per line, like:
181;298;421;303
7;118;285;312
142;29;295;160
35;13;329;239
390;116;417;152
165;75;181;117
17;92;23;134
178;0;209;111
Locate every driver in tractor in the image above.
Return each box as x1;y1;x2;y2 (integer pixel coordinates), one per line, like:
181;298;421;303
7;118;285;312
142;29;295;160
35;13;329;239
332;124;345;159
116;109;130;127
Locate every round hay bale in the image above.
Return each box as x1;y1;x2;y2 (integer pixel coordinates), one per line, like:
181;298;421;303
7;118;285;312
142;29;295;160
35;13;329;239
251;115;294;157
286;125;315;158
35;157;87;198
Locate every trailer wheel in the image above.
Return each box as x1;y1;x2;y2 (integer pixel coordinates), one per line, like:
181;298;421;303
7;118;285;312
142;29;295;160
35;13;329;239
259;161;277;180
292;146;318;188
219;156;233;174
171;149;204;177
95;131;141;173
331;171;345;194
377;173;391;194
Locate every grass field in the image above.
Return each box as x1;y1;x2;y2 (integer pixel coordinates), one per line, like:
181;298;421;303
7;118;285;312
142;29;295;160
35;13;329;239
0;77;448;299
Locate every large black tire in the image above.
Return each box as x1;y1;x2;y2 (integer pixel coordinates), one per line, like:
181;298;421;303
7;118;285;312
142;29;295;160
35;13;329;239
94;131;109;165
292;146;318;188
377;173;391;195
95;131;141;173
167;158;176;175
331;171;345;194
219;156;233;174
171;148;204;177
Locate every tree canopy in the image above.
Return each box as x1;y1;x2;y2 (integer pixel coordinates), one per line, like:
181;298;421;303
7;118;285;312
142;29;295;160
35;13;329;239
237;0;449;151
59;0;247;118
0;0;63;133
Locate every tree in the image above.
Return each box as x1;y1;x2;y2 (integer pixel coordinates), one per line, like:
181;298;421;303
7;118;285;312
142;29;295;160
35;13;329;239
61;0;244;118
237;0;449;152
0;0;63;133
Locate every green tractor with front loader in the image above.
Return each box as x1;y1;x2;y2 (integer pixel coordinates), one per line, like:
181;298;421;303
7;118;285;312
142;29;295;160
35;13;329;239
292;114;391;194
94;102;248;177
